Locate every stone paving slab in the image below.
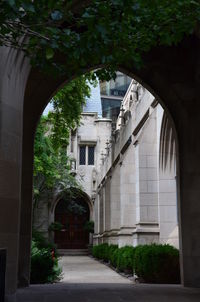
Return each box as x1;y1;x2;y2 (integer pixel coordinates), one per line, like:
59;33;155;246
58;255;131;284
16;256;200;302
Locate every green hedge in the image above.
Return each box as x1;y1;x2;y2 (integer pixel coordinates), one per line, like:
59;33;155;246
110;248;119;267
92;243;180;284
31;230;62;284
92;243;118;262
134;244;180;283
117;246;135;273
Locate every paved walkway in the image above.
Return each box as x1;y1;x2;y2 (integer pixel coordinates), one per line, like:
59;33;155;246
16;256;200;302
59;255;131;284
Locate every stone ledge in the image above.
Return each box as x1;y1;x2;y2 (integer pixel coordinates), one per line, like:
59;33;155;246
132;228;160;235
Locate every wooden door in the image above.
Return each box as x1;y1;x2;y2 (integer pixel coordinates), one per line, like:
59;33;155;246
54;199;89;249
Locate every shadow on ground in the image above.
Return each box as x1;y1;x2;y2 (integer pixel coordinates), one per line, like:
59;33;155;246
16;256;200;302
17;283;200;302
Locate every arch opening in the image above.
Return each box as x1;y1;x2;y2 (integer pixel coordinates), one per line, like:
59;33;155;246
29;69;181;277
0;9;199;298
20;32;200;294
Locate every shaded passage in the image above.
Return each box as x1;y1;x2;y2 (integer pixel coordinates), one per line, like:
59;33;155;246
16;256;200;302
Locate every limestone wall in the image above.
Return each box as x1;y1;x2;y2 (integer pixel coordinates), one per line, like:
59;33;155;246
69;112;112;201
94;81;178;248
33;112;112;240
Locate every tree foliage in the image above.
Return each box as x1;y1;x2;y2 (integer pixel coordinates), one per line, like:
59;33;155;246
33;75;95;215
33;115;77;210
48;74;97;149
0;1;199;76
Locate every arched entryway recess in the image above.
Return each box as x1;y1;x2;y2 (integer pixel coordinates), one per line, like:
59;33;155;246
50;189;93;250
53;194;90;249
0;29;200;300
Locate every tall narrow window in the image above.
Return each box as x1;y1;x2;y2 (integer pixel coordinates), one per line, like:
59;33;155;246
88;146;95;165
79;145;86;165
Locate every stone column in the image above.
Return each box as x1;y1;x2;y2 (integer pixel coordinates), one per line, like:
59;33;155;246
17;137;34;288
104;175;111;233
93;193;100;245
118;144;136;247
133;110;159;245
17;66;65;290
102;184;106;234
110;165;120;245
99;188;104;243
0;47;30;300
178;113;200;287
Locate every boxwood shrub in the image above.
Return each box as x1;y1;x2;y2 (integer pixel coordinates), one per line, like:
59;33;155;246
134;244;180;283
92;243;180;284
92;243;118;262
108;244;118;263
117;246;135;273
110;247;119;267
92;243;109;260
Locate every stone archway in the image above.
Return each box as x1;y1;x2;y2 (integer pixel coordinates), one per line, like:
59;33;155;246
50;189;93;250
51;189;94;220
159;111;179;248
54;195;90;249
0;33;200;299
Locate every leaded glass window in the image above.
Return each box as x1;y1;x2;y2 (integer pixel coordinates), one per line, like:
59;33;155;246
79;145;86;165
88;146;95;165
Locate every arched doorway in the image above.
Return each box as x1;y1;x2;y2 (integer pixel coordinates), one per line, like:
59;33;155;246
54;196;90;249
1;34;198;296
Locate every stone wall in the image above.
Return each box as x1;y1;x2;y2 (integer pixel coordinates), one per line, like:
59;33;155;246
93;81;178;248
33;112;112;241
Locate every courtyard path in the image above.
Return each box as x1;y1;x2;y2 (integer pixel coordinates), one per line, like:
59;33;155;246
58;255;131;284
16;256;200;302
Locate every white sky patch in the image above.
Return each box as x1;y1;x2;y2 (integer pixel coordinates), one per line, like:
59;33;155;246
43;102;54;116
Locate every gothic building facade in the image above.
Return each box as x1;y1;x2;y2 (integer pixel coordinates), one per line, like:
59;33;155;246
34;77;178;250
93;80;178;248
60;77;179;249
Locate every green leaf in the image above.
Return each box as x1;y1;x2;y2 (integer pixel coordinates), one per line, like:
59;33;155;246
51;10;63;21
6;0;15;7
46;48;54;60
22;3;35;12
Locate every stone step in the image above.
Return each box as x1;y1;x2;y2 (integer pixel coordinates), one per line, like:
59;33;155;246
57;249;89;256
